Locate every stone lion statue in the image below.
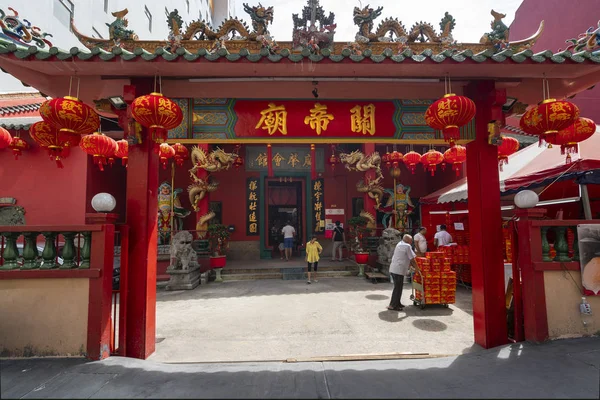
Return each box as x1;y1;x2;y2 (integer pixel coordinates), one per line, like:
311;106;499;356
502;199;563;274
377;227;402;265
168;231;198;271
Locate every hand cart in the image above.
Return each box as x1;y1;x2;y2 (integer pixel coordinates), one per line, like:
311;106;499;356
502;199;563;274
409;268;450;309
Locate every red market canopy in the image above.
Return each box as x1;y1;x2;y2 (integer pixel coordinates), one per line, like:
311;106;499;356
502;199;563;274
421;127;600;204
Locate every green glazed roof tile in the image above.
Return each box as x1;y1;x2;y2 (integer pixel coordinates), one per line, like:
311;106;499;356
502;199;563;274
204;53;221;61
328;54;344;62
226;53;242;61
370;54;386;63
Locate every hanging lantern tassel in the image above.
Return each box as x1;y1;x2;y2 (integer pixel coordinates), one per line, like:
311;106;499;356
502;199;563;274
9;137;29;160
310;144;316;180
48;146;65;169
93;154;108;171
267;144;273;177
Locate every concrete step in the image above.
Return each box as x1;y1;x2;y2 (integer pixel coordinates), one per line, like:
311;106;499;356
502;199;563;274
223;272;283;281
222;264;358;275
222;270;357;281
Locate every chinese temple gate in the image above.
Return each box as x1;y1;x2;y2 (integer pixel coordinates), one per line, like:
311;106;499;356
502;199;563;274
1;1;600;360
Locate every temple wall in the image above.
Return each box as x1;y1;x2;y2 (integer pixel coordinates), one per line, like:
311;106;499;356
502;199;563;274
0;137;88;225
0;278;89;357
510;0;600;123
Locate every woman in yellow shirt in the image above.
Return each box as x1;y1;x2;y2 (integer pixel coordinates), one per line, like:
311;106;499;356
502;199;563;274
306;235;323;284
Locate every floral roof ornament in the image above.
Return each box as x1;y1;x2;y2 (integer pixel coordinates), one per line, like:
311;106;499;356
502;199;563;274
292;0;336;54
0;7;52;48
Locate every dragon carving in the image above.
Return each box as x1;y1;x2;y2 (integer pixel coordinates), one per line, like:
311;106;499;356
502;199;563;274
106;9;138;43
181;3;272;41
564;20;600;54
339;150;385;210
187;146;237;239
0;7;53;48
353;5;456;44
480;9;545;52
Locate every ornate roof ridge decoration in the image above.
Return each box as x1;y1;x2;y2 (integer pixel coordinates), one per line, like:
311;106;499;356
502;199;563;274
562;19;600;55
0;7;53;48
68;4;544;56
3;35;600;66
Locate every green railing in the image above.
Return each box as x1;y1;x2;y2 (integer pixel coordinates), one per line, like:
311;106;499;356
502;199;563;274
0;226;101;270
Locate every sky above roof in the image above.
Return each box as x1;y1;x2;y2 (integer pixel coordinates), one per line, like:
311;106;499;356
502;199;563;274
234;0;525;43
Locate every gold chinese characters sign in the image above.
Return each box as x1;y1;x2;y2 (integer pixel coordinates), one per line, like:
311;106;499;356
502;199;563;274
246;146;325;172
234;100;396;139
312;178;325;233
246;177;260;236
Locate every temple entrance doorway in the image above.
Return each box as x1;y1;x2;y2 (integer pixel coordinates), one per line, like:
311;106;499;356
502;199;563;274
266;179;305;258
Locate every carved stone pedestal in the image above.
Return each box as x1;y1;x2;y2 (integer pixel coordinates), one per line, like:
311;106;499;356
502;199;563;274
166;264;201;290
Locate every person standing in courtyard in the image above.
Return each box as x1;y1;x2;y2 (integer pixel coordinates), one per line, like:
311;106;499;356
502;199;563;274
434;224;453;249
331;220;346;261
306;235;323;284
281;221;296;261
388;234;418;311
413;227;428;257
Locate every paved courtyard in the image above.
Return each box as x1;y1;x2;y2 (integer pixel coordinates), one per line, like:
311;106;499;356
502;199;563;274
151;277;476;363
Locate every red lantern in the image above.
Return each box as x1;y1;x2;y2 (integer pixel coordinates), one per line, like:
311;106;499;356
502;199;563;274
425;94;476;146
420;150;445;176
114;139;129;167
328;153;339;170
79;132;118;171
546;117;596;163
158;142;175;169
497;136;520;171
389;151;403;168
172;143;189;167
381;152;391;169
519;99;579;145
444;145;467;176
29;121;71;168
39;96;100;136
9;136;28;160
403;151;421;174
130;93;183;146
0;127;12;149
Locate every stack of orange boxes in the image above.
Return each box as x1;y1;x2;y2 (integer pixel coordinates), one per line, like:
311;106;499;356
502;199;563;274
441;269;457;304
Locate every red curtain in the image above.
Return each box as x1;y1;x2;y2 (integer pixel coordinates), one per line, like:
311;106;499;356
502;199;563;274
268;187;297;206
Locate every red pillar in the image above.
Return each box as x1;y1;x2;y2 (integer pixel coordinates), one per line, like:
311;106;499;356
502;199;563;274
125;79;159;359
362;143;377;214
464;81;508;348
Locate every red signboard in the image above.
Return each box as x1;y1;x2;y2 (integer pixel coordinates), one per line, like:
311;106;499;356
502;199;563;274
233;100;397;139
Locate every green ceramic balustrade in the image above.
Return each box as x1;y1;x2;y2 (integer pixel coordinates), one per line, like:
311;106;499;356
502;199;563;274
0;232;20;270
541;226;552;261
0;230;95;271
554;227;571;262
540;226;577;263
22;232;39;270
60;232;77;269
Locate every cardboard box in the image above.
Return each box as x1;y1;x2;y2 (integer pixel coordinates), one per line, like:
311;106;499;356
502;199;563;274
442;271;456;278
424;277;441;285
443;295;456;304
442;278;457;285
425;296;441;304
441;284;455;292
426;252;444;260
425;271;441;279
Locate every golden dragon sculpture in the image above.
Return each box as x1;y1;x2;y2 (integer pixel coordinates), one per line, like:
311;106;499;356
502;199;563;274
339;149;385;212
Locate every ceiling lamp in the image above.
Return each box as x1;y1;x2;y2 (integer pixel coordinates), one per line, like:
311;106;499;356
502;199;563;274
497;136;520;171
420;149;445;176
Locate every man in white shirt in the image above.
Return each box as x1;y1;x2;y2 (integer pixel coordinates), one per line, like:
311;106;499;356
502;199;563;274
281;221;296;261
434;225;453;248
413;227;428;257
387;234;418;311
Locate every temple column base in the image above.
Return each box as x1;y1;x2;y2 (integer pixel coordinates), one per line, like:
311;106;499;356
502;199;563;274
214;268;224;282
357;264;365;277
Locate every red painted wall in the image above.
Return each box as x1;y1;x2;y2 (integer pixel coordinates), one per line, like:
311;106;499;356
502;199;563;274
0;134;88;225
85;156;127;224
510;0;600;122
